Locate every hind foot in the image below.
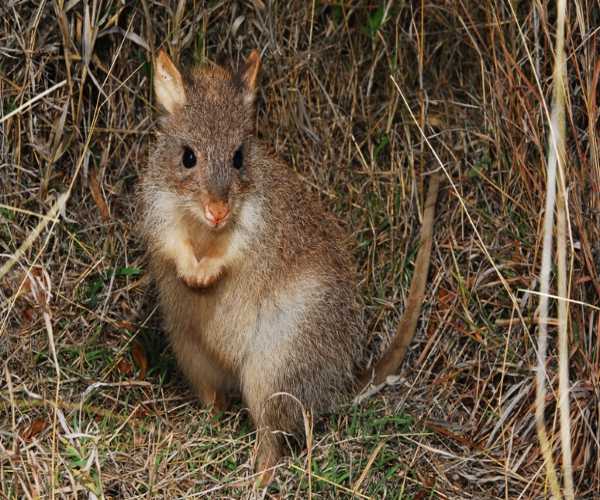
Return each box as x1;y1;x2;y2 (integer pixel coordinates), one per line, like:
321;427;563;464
254;433;283;487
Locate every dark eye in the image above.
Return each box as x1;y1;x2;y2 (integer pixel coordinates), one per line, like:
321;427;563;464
232;145;243;170
182;146;196;169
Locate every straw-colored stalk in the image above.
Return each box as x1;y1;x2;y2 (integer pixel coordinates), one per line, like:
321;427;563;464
536;0;573;497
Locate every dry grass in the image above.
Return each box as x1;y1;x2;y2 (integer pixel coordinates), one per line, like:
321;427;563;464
1;1;599;498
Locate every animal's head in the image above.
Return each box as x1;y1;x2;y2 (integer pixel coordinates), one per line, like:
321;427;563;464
150;49;261;230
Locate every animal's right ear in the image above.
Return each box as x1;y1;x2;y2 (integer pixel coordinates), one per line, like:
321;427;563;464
154;50;186;113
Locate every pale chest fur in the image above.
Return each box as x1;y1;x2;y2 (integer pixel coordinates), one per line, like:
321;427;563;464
150;191;320;375
151;190;255;271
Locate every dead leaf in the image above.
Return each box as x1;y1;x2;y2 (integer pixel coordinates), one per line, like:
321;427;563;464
437;287;454;306
134;405;149;418
115;320;136;332
575;275;592;285
22;307;35;324
512;239;523;261
117;358;133;376
131;341;148;379
425;420;477;449
21;418;48;440
427;114;444;128
88;167;110;220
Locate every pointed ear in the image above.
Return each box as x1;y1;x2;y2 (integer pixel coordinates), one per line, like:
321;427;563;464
154;50;186;113
240;50;261;105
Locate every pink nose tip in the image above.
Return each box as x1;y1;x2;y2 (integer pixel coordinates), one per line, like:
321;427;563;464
204;201;230;225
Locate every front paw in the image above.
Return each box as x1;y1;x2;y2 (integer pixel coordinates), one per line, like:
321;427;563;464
178;258;224;288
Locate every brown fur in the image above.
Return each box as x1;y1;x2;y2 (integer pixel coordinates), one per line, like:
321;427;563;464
139;49;438;484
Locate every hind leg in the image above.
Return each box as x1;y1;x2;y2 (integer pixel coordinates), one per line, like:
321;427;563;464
254;426;284;486
189;355;232;415
243;379;304;486
171;333;232;414
196;379;230;414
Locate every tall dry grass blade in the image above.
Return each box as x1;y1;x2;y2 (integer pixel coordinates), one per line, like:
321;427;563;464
536;0;572;497
0;192;69;281
553;0;574;497
0;80;66;124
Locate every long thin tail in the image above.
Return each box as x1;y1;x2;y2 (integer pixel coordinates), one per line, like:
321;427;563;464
360;171;441;388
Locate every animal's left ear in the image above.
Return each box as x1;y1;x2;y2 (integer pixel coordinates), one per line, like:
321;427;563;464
239;50;261;105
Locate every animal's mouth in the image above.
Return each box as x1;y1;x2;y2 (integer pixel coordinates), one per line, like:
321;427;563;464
185;203;231;231
204;212;230;229
202;199;232;230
